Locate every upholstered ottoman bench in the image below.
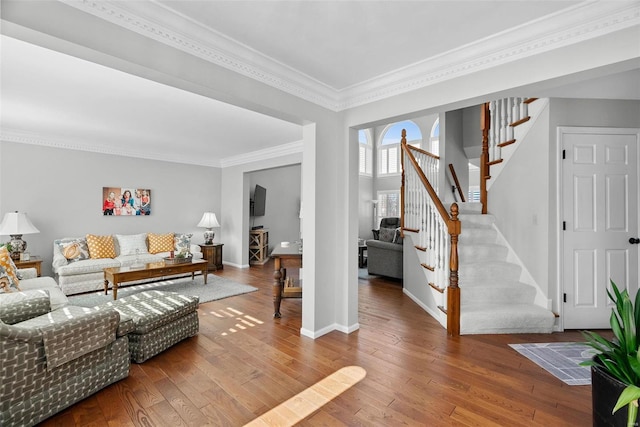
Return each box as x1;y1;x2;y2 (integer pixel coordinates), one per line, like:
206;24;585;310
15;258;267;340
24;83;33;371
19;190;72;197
95;290;199;363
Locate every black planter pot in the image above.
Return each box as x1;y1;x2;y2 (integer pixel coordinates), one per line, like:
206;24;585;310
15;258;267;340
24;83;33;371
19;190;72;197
592;364;631;427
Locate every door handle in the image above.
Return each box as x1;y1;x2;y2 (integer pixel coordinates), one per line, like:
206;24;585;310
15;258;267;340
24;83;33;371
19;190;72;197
630;238;640;244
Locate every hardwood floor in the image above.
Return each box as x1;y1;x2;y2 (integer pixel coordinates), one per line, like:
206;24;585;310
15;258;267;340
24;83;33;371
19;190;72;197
40;261;593;426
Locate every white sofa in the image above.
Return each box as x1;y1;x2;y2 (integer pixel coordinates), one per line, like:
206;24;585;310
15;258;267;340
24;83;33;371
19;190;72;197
52;233;203;296
10;268;70;310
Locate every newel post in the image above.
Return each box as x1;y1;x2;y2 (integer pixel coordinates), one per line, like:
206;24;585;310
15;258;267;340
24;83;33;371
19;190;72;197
447;203;461;336
480;103;490;214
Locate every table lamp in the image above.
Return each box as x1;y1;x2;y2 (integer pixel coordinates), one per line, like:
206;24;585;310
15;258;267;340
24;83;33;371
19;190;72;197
197;212;220;245
0;211;40;260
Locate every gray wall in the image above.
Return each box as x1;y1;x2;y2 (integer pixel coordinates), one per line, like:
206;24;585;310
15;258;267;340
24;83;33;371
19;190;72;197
0;141;221;277
248;164;302;254
358;175;374;238
442;110;469;205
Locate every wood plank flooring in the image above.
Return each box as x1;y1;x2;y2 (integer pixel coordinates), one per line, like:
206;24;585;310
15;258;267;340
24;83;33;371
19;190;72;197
39;261;594;426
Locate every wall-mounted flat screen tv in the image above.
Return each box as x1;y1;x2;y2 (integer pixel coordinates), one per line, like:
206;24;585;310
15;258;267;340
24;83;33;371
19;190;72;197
252;184;267;216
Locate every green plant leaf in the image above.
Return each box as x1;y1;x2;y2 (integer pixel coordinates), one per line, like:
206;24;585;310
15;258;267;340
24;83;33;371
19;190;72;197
613;385;640;413
622;296;637;353
629;352;640;381
611;310;626;347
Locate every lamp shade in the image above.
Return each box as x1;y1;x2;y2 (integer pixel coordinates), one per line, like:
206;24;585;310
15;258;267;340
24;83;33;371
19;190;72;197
197;212;220;229
0;211;40;235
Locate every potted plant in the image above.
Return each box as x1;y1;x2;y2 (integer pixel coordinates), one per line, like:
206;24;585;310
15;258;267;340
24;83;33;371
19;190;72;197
582;280;640;427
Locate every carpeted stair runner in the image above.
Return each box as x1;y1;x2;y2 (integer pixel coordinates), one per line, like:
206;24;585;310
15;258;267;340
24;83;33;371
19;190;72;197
457;202;555;334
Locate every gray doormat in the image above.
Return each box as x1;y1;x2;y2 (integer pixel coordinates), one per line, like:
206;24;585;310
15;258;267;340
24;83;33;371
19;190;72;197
509;342;596;385
68;274;258;307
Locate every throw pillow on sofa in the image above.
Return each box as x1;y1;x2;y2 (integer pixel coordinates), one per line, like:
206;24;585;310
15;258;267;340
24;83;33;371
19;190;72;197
378;227;396;243
57;238;90;262
175;233;192;256
148;233;174;254
116;233;149;256
0;246;21;292
86;234;117;259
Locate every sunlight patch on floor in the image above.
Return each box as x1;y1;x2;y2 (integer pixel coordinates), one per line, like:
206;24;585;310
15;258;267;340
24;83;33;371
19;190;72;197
209;306;265;336
244;366;367;426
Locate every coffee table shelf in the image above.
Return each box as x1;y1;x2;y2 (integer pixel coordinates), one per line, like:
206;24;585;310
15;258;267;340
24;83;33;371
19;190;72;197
104;259;208;300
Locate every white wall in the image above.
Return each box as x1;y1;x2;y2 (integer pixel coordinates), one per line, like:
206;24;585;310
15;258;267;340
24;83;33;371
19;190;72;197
442;110;469;205
358;175;374;238
248;164;302;253
0;141;221;277
489;103;551;297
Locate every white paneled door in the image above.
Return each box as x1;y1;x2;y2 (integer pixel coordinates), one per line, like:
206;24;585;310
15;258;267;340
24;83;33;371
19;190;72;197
561;127;639;329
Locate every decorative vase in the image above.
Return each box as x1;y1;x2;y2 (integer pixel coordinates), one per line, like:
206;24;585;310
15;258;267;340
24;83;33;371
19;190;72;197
592;364;628;427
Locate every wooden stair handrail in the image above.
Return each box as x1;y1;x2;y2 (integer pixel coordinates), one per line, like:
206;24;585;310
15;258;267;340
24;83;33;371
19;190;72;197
448;163;466;203
402;138;450;224
405;144;440;160
401;130;461;336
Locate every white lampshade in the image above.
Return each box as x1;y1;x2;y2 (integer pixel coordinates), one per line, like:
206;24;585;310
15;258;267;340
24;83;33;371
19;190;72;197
197;212;220;229
0;211;40;258
197;212;220;245
0;211;40;235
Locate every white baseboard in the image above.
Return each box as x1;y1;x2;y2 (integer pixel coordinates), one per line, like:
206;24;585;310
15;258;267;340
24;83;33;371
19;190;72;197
300;322;359;339
222;261;249;269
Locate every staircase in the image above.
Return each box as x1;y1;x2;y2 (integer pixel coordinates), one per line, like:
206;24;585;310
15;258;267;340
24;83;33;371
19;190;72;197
457;202;555;334
401;98;555;335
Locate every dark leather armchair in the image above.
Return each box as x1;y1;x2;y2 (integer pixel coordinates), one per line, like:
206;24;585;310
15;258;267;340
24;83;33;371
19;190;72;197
367;217;403;279
371;217;401;239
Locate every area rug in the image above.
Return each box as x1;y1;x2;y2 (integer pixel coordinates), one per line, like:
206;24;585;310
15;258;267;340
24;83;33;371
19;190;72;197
509;342;597;386
67;274;258;307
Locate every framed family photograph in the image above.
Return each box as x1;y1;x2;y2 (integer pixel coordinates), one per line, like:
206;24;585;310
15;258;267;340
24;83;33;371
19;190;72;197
102;187;151;216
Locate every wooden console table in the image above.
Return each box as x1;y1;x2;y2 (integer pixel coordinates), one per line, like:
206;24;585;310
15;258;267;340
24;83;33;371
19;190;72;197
271;242;302;318
104;259;208;300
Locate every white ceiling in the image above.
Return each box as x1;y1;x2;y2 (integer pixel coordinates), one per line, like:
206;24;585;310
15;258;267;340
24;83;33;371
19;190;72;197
155;0;576;90
1;1;638;167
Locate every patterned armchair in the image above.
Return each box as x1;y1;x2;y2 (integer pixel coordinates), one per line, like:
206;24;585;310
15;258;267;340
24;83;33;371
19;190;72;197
0;290;130;426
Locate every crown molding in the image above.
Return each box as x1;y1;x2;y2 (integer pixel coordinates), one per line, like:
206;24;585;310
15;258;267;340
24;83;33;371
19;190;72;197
0;128;221;167
338;2;640;109
218;140;303;168
62;1;639;111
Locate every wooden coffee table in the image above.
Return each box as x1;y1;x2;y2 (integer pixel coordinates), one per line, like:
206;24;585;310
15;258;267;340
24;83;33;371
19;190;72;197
104;259;208;300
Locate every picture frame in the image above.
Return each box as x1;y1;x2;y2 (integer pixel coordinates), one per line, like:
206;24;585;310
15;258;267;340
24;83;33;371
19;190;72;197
102;187;151;216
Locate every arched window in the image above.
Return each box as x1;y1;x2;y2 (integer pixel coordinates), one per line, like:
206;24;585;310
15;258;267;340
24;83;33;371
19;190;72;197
430;118;439;156
379;120;422;176
359;129;372;176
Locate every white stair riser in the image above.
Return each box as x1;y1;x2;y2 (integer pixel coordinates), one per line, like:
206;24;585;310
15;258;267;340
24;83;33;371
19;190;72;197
460;304;555;334
462;284;536;305
456;202;483;214
460;228;497;244
460;244;507;262
459;214;495;227
460;261;521;282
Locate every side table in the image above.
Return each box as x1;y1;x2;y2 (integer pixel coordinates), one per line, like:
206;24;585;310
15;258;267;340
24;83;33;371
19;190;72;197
199;243;223;271
14;256;43;277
